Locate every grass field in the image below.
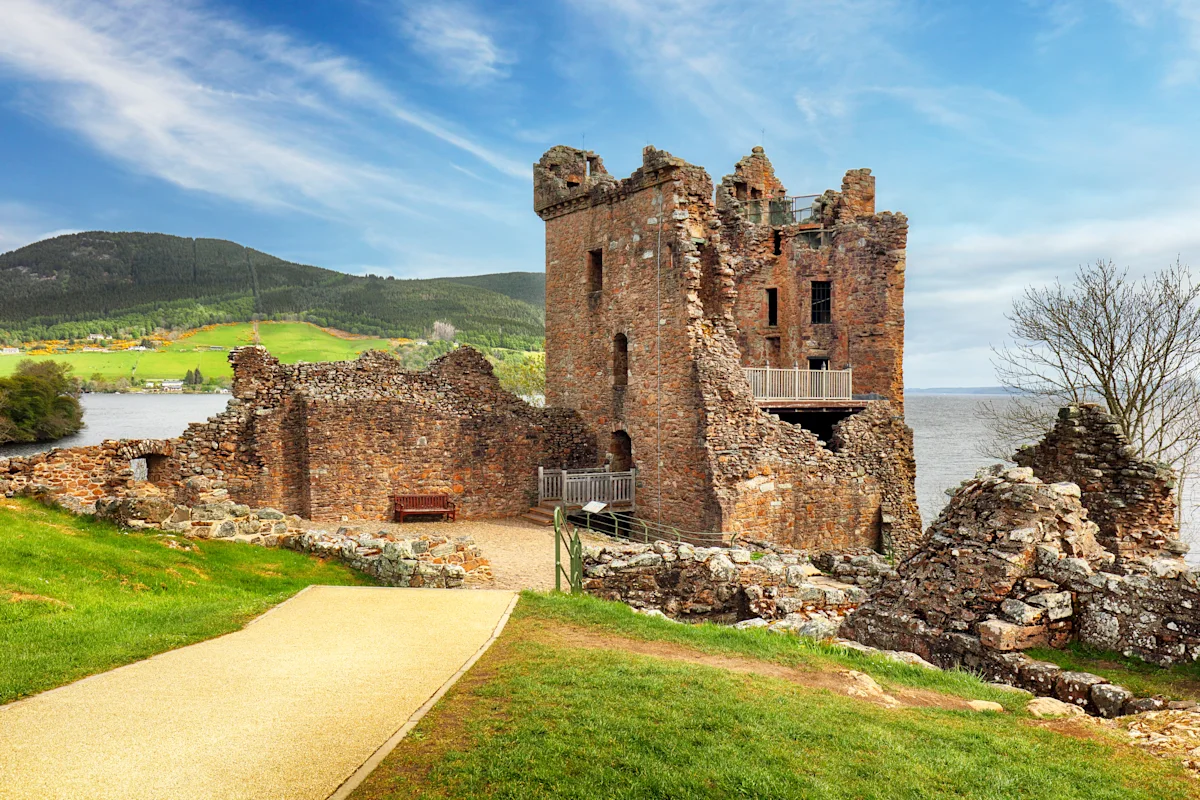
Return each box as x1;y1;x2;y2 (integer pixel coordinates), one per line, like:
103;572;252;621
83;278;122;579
0;322;394;383
350;592;1197;800
0;497;374;703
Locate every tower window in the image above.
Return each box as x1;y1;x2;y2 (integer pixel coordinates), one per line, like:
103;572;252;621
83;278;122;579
587;248;603;293
766;288;778;327
613;333;629;387
811;281;832;324
772;230;782;256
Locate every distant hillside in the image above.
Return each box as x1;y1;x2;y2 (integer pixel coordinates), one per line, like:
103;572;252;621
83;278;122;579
441;272;546;309
0;232;546;348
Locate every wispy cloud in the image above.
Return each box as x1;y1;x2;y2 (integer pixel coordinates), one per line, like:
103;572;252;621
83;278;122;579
569;0;910;147
0;0;524;221
399;1;514;84
0;202;76;255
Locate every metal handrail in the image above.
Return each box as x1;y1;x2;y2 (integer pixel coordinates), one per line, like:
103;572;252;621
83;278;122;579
554;506;583;593
740;194;820;226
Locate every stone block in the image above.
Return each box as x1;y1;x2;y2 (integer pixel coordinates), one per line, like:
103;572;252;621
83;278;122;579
1018;661;1063;696
1000;599;1044;625
1090;683;1133;718
1026;591;1073;620
1054;671;1108;708
979;620;1047;651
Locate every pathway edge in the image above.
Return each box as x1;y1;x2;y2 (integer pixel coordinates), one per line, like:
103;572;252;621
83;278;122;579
326;591;521;800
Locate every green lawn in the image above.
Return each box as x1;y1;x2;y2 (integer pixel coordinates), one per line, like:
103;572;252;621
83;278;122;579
0;322;393;382
1027;643;1200;702
0;497;374;703
351;593;1196;800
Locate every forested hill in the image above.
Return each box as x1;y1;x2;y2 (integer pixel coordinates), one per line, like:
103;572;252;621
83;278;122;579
0;232;546;348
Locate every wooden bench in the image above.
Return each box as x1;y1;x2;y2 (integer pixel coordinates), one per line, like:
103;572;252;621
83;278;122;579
393;493;457;523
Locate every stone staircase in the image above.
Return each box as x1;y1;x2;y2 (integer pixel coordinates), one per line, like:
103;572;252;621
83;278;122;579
521;503;558;526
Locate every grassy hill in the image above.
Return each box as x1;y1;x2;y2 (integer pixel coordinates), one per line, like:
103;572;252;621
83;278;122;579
0;322;393;382
0;232;545;349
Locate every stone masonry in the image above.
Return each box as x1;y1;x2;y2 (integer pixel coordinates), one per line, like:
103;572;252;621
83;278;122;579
582;539;868;636
165;346;596;522
0;347;596;526
534;145;920;554
717;149;906;406
1014;403;1183;565
843;462;1198;678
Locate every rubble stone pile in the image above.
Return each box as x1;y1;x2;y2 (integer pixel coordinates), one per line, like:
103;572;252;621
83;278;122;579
88;485;492;587
842;464;1199;714
284;528;489;587
582;540;867;634
1013;404;1184;564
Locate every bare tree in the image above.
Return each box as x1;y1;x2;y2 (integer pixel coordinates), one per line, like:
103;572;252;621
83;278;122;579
979;259;1200;523
431;320;456;342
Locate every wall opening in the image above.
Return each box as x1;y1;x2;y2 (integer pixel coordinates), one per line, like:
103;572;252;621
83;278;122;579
697;243;724;319
587;248;604;293
130;453;171;485
811;280;832;324
772;408;857;448
610;430;633;472
772;230;782;256
750;187;762;200
765;336;781;368
613;332;629;387
766;288;778;327
808;357;829;371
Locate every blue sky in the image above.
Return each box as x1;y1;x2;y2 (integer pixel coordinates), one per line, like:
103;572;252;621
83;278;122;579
1;0;1199;386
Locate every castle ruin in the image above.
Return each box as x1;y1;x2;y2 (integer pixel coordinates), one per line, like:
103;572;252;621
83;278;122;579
534;145;919;553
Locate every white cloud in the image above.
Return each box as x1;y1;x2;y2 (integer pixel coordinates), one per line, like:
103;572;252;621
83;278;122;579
0;202;77;254
0;0;525;221
400;2;514;84
569;0;909;148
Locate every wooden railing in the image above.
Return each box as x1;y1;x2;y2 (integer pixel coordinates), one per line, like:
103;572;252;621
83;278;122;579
743;367;852;401
539;467;636;508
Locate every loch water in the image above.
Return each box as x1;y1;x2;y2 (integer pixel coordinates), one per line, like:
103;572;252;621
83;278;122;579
2;392;1195;564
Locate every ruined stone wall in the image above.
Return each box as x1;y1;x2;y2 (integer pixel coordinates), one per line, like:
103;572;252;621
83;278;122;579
538;146;728;531
717;151;907;407
0;439;175;514
169;346;596;522
582;539;867;631
1013;404;1182;564
536;145;920;552
844;464;1200;671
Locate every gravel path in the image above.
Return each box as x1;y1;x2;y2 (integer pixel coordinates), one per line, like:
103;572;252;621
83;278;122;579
0;586;515;800
357;517;610;591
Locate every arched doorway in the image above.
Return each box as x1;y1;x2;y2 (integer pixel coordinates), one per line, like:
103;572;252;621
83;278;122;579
610;430;632;472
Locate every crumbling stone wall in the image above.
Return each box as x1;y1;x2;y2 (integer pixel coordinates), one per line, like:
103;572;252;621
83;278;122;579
535;145;920;553
843;465;1200;672
582;539;867;634
170;346;596;522
716;152;906;407
1013;404;1182;564
0;439;175;514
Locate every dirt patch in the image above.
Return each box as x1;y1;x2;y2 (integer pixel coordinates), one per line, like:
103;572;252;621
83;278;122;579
4;590;68;606
533;621;973;712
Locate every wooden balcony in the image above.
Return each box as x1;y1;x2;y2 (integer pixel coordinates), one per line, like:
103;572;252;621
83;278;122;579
744;367;865;410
